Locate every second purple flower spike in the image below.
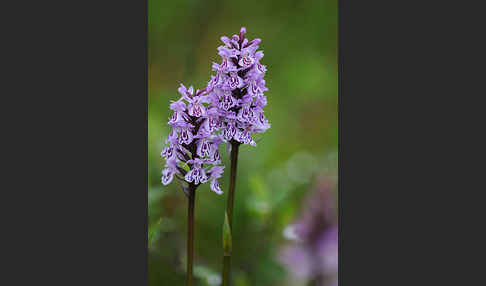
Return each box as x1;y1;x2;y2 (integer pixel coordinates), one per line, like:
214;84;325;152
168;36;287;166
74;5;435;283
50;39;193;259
207;27;270;147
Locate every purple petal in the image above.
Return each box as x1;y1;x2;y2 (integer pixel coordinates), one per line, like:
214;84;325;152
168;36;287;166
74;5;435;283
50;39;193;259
210;179;223;194
161;168;174;185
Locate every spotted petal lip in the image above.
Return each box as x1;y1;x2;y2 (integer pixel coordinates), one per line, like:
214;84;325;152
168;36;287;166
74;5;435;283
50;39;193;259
210;179;223;194
188;102;206;117
238;53;254;68
161;167;176;185
196;138;212;158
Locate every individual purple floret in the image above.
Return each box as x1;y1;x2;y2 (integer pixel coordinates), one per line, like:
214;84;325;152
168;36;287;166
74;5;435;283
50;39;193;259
161;84;225;195
206;27;270;147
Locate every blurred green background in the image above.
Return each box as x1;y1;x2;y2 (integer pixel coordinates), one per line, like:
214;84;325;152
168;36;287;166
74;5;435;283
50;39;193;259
148;0;338;285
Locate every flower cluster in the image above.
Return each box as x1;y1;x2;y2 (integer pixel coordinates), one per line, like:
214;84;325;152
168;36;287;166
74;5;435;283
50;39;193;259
161;27;270;194
161;84;225;194
279;177;338;286
206;27;270;146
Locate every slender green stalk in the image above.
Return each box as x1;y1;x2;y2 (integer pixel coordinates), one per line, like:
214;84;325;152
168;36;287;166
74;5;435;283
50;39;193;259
222;141;240;286
187;184;196;286
222;255;231;286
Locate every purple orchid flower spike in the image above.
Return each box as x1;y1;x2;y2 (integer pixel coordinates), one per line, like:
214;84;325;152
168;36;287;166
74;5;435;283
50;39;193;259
209;27;271;286
206;27;270;148
161;83;226;195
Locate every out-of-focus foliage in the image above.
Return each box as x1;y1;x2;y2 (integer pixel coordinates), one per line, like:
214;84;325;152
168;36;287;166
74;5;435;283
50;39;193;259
148;0;337;285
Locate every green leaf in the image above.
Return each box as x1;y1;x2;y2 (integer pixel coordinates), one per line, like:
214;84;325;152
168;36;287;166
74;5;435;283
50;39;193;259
222;212;232;256
148;217;163;247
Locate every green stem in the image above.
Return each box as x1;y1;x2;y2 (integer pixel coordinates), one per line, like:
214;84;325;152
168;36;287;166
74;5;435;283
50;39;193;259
222;141;240;286
187;184;196;286
222;255;231;286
